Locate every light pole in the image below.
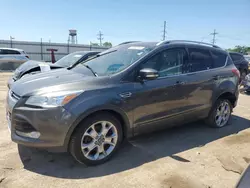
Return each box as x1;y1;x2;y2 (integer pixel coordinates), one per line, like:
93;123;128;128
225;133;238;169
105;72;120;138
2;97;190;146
10;36;15;48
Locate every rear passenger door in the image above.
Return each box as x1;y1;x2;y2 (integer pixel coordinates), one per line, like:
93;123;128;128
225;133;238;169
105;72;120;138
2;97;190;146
181;47;219;119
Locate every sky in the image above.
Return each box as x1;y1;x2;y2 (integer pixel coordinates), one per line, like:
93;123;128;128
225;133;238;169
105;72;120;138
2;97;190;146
0;0;249;48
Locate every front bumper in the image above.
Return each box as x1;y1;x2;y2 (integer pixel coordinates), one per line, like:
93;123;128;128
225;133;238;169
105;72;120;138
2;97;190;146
6;91;76;152
7;77;15;89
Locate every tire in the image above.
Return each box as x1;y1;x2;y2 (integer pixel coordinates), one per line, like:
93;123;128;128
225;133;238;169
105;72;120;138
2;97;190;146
69;112;123;166
240;70;247;84
206;99;232;128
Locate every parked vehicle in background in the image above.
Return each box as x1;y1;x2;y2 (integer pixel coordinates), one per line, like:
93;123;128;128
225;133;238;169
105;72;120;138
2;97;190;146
244;55;250;70
0;48;29;71
6;40;239;165
7;51;99;88
235;164;250;188
229;52;248;81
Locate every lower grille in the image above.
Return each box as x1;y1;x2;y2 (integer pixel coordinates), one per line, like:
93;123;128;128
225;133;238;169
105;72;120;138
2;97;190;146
13;118;36;133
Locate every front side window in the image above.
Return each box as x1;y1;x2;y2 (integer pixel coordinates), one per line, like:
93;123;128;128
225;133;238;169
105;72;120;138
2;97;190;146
187;48;213;72
140;48;188;77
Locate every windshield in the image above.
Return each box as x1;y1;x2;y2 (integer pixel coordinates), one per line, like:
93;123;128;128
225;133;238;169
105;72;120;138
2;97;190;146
245;56;250;62
55;52;86;67
75;44;155;76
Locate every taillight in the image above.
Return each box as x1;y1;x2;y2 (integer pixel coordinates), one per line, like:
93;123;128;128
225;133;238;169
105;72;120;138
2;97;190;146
232;68;240;79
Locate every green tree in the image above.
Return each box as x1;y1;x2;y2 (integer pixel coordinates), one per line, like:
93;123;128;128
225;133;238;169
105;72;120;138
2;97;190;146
103;42;112;48
228;45;250;54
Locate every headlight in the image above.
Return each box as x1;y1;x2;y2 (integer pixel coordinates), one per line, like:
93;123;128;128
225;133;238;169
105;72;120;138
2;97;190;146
13;70;21;79
25;90;83;108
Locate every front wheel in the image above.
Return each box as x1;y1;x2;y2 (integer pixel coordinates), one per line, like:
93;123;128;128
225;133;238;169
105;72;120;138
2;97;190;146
206;99;232;128
69;113;123;165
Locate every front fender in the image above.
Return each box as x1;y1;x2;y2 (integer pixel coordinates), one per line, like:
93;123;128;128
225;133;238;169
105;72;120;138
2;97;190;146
63;91;133;149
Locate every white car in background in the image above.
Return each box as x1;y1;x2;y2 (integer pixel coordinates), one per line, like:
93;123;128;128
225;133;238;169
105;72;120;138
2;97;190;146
0;48;29;71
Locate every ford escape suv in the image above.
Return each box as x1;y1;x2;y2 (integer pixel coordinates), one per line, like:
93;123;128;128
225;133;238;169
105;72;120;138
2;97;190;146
6;40;239;165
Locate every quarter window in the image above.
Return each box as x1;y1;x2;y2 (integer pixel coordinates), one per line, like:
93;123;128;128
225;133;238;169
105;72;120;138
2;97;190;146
230;54;243;62
140;48;188;77
211;50;227;68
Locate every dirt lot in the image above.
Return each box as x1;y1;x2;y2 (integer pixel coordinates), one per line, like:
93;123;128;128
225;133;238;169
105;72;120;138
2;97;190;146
0;72;250;188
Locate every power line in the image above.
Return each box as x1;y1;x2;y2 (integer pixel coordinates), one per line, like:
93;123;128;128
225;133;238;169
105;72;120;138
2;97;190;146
97;31;104;46
162;21;167;41
210;29;218;45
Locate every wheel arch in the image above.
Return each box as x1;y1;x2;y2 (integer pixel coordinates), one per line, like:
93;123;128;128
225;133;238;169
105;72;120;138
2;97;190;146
64;106;132;150
216;91;237;107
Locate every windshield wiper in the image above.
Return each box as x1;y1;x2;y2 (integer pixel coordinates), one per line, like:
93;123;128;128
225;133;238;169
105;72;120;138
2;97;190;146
68;50;117;70
83;64;98;77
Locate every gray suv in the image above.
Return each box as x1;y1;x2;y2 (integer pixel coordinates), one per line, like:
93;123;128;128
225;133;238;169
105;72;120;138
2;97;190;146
6;41;240;165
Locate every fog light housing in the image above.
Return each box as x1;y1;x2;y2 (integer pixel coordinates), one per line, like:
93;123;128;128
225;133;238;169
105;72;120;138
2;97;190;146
15;130;41;139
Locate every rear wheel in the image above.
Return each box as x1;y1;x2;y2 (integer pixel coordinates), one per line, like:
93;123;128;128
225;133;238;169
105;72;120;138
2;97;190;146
206;99;232;128
240;70;247;84
69;113;123;165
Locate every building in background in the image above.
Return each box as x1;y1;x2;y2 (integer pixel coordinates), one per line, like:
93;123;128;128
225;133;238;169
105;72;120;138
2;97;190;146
0;39;108;62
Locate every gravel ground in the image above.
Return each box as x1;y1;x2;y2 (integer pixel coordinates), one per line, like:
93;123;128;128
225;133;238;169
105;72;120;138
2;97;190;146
0;72;250;188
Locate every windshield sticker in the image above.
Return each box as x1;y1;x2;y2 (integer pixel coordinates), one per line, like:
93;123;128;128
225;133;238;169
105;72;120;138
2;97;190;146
107;64;124;72
128;46;145;50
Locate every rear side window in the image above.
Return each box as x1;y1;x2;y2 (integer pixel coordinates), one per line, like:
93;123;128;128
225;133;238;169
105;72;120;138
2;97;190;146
211;50;227;68
1;50;20;55
186;48;213;73
230;53;242;62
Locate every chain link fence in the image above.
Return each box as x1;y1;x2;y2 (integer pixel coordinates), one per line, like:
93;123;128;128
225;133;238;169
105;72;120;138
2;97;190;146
0;40;108;62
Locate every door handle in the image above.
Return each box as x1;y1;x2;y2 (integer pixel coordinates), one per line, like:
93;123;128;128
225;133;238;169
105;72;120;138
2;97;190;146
213;75;220;80
119;92;132;98
174;81;186;86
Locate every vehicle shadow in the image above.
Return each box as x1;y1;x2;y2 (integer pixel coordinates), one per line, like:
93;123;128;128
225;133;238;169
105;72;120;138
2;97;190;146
18;114;250;179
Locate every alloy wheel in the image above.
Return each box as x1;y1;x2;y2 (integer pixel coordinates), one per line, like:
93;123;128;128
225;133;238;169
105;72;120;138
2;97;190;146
215;101;230;127
80;121;118;160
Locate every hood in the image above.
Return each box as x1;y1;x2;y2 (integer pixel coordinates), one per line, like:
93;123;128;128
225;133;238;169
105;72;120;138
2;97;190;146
14;60;63;79
11;68;97;96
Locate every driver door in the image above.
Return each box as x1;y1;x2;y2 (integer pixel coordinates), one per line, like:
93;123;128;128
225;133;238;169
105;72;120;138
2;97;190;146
131;47;190;134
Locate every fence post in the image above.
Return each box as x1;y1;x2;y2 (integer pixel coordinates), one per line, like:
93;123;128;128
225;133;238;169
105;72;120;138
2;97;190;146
41;38;43;60
67;40;70;54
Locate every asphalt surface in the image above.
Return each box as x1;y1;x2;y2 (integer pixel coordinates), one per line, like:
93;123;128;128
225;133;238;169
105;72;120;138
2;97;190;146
0;72;250;188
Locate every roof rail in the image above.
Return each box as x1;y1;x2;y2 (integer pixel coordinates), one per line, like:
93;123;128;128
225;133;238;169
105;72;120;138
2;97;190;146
118;41;140;45
158;40;221;49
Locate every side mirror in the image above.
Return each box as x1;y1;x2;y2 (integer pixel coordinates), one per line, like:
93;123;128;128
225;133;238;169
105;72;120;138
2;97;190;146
139;68;159;80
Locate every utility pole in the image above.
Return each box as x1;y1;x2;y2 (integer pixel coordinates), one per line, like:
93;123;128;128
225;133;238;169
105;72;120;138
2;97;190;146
162;21;167;41
97;31;103;46
10;36;14;48
210;29;218;45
